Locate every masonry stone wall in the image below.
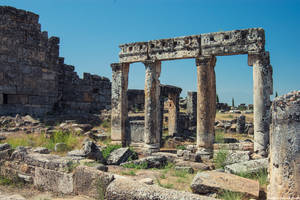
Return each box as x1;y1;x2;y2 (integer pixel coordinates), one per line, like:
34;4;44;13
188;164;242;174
127;89;144;112
0;6;111;116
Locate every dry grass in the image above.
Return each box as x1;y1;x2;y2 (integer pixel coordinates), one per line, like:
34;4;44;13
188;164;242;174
216;113;253;123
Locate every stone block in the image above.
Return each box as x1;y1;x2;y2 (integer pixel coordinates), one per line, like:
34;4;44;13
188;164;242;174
34;167;73;194
119;42;148;63
148;35;200;61
201;28;265;56
106;147;135;165
73;166;114;198
129;120;144;143
191;171;259;198
224;158;268;174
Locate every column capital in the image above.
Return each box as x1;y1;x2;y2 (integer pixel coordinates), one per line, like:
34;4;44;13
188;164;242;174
195;56;216;66
248;51;270;66
111;63;130;72
143;60;161;66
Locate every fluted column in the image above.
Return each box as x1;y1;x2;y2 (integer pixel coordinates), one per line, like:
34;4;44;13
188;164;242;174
110;63;129;146
143;60;161;153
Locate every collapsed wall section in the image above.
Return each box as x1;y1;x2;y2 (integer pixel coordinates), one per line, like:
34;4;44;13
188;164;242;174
0;6;111;116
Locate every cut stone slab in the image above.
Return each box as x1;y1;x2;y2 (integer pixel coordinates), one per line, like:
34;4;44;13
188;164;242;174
34;167;73;194
106;147;134;165
106;176;218;200
224;158;268;174
54;143;68;152
0;194;26;200
73;166;114;198
32;147;50;154
191;171;259;198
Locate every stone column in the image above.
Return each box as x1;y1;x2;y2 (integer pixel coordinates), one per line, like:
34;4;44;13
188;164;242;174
168;92;179;136
195;56;216;153
110;63;129;146
268;91;300;199
187;91;197;127
248;52;272;156
143;60;161;153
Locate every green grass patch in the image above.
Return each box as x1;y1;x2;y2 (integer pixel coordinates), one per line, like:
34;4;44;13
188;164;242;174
102;144;122;160
237;168;268;186
0;175;25;188
215;130;225;143
122;161;148;169
65;161;80;173
218;190;244;200
121;170;136;176
214;149;228;169
3;131;82;152
156;178;174;189
173;169;189;178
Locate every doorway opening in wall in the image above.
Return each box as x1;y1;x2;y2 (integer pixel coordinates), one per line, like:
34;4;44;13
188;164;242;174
3;94;8;104
214;54;254;142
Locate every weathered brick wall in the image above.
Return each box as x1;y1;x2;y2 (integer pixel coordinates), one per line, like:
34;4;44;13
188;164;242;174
0;6;111;116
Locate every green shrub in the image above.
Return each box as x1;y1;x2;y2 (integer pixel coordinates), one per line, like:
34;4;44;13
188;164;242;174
173;169;189;178
176;145;186;150
214;149;228;169
102;144;122;160
101;119;110;128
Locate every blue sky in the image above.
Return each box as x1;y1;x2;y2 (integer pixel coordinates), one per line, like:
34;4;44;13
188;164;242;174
1;0;300;105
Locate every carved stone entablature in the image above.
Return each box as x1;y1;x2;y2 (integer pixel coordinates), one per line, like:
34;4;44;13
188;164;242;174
119;28;265;63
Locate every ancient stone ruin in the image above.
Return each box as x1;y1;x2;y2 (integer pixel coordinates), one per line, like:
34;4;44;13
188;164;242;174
111;28;273;156
268;91;300;198
0;6;111;116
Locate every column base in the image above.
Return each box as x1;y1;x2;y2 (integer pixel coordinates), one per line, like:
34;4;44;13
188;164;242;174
196;147;213;161
142;143;160;156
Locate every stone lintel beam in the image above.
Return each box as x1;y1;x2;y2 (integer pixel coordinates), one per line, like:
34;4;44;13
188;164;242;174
143;60;161;152
119;28;265;63
196;56;216;152
248;52;272;156
110;63;129;146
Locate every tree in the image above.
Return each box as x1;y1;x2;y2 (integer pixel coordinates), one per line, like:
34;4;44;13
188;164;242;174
232;97;235;107
216;93;219;103
275;91;278;98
